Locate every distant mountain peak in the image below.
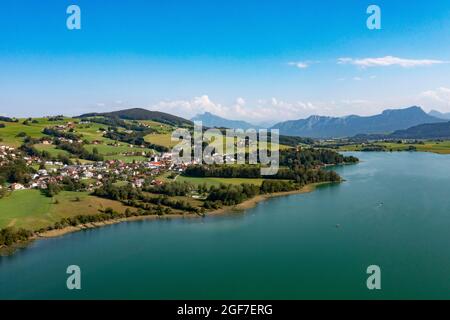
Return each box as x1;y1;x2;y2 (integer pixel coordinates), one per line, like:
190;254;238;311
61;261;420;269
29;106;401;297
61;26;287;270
429;109;450;120
381;106;423;115
271;106;444;138
191;112;259;130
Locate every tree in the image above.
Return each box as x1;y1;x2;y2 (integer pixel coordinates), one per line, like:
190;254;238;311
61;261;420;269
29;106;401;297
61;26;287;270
44;182;61;198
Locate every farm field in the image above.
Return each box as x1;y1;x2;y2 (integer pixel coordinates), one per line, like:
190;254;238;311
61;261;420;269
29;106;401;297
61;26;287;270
84;143;153;155
0;118;69;147
144;132;291;152
0;190;131;230
338;140;450;154
144;133;179;148
138;120;174;133
34;143;71;157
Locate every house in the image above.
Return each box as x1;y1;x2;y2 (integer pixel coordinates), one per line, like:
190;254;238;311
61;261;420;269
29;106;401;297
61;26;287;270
11;183;26;190
82;171;94;179
148;161;162;169
151;180;164;186
132;178;145;188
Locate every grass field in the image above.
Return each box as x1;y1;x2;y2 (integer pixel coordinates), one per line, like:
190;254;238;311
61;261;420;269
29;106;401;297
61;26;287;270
34;143;71;157
144;133;180;148
139;120;174;134
0;118;111;147
0;117;157;162
144;132;291;152
338;140;450;154
0;190;131;230
0;118;69;147
72;123;109;142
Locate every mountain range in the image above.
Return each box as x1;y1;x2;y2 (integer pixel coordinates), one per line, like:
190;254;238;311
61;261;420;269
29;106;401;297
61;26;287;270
428;110;450;120
271;106;444;138
191;112;258;130
388;121;450;139
77;106;450;140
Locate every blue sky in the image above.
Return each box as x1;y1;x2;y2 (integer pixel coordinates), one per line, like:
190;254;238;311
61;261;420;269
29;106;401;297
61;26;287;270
1;0;450;124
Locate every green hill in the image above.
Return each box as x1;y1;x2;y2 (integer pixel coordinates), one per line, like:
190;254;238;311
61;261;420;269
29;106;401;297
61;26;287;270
77;108;193;127
390;121;450;139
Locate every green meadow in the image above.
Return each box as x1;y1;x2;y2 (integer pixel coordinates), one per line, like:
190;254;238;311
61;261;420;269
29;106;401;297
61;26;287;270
0;190;131;230
338;140;450;154
34;143;71;157
0;118;68;147
144;133;179;148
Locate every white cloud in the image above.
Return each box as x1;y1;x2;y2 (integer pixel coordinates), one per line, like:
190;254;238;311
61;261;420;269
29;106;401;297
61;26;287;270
288;62;308;69
150;95;323;124
353;77;362;81
288;60;317;69
149;95;388;124
338;56;448;68
152;95;226;119
420;87;450;110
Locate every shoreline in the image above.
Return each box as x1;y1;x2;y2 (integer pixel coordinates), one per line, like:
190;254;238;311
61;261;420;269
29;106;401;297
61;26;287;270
0;182;333;255
34;183;326;239
207;183;323;216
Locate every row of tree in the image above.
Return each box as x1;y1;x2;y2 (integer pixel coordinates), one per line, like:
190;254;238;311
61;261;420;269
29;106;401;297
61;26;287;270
184;164;341;184
54;140;103;161
279;148;359;168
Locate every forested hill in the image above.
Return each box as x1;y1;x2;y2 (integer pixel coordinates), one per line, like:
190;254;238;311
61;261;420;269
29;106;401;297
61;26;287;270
77;108;193;127
389;121;450;139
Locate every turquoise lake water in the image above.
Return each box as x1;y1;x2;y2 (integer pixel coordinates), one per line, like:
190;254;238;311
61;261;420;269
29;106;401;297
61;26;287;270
1;152;450;299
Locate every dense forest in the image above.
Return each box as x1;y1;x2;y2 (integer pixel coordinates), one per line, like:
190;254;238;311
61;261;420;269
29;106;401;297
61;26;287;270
185;148;357;185
279;148;358;167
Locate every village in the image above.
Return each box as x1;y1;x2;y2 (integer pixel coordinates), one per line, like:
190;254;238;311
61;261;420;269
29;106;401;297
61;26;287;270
0;143;187;193
0;117;261;197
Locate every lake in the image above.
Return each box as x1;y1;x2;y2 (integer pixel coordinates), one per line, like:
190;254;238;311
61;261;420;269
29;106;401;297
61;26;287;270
1;152;450;299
